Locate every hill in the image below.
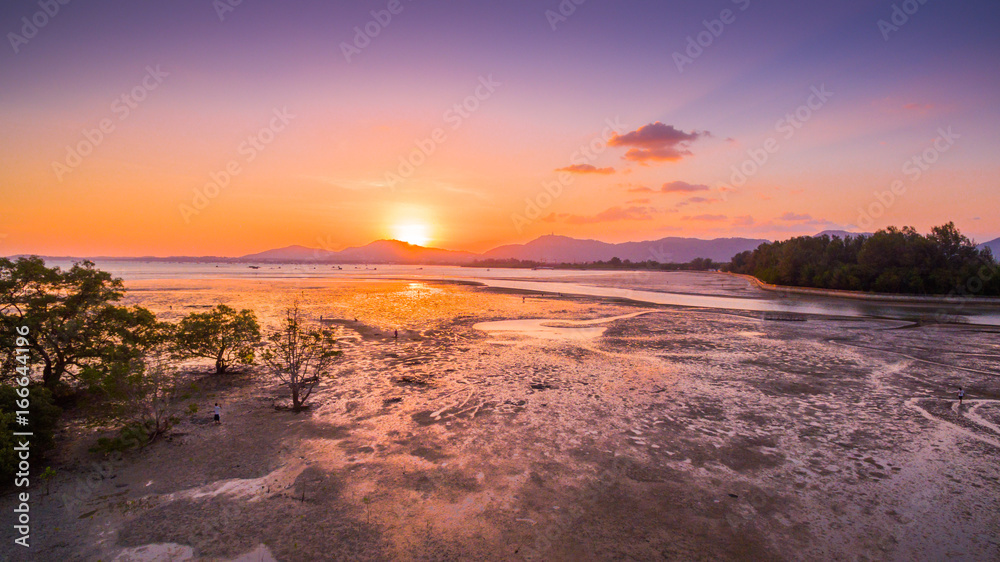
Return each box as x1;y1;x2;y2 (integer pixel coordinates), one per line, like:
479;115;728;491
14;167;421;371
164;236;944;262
481;235;768;264
978;237;1000;257
240;240;478;264
813;230;872;239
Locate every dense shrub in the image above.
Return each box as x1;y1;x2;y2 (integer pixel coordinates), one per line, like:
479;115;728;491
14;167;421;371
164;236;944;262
0;385;61;484
727;223;999;296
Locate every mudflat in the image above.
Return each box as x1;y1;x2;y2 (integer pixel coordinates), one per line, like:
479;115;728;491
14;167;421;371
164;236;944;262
4;278;999;561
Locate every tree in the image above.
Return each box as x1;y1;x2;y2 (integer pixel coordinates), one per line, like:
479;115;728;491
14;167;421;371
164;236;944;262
260;305;341;411
0;385;61;483
87;353;180;445
0;257;160;389
726;224;1000;296
173;305;261;374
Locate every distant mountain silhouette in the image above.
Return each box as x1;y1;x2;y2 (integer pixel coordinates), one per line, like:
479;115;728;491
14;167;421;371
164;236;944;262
240;245;330;261
481;234;769;263
813;230;872;239
27;231;994;265
240;240;478;264
978;236;1000;257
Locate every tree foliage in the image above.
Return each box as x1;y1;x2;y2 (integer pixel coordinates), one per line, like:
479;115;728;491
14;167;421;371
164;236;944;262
0;257;163;389
86;354;181;444
260;305;341;411
173;305;261;373
0;385;61;483
727;223;1000;295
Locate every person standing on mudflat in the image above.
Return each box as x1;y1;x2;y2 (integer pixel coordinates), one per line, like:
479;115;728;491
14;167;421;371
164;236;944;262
214;402;222;424
958;387;965;406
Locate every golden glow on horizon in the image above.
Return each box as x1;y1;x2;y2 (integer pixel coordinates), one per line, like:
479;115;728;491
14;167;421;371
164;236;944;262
392;223;431;247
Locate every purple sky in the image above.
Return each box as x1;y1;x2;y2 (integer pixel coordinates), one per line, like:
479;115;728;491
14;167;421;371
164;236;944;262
2;0;998;255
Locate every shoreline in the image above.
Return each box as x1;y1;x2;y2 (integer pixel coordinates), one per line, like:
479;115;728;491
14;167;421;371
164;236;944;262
723;271;1000;305
118;272;1000;327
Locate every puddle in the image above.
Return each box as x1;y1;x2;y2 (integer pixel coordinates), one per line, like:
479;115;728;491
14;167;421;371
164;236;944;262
474;311;653;340
472;278;1000;326
113;542;276;561
113;543;195;561
228;543;278;561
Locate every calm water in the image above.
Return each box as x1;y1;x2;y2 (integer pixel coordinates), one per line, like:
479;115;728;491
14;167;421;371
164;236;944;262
43;260;1000;326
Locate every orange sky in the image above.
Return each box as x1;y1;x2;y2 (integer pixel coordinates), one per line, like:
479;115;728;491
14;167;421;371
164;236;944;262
2;1;998;257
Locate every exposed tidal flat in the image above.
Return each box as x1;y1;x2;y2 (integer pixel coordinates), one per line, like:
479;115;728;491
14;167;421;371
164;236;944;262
5;271;1000;561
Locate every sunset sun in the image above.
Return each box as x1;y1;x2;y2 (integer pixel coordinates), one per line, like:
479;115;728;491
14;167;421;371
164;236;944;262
393;223;430;247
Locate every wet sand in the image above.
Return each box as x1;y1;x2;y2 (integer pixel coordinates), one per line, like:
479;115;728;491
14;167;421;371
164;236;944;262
3;278;999;561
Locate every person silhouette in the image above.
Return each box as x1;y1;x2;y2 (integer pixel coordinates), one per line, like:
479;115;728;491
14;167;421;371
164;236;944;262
958;387;965;406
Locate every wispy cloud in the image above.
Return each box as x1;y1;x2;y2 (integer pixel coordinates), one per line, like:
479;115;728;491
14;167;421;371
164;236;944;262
546;206;658;224
661;180;709;193
778;212;813;221
556;164;616;175
623;183;655;193
676;196;722;208
682;214;728;222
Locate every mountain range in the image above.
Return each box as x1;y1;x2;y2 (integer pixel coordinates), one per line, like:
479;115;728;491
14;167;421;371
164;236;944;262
979;237;1000;257
16;232;998;265
241;240;478;264
479;235;769;263
238;235;770;264
236;232;1000;264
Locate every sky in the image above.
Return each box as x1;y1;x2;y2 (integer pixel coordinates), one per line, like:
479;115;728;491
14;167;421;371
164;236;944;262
1;0;998;256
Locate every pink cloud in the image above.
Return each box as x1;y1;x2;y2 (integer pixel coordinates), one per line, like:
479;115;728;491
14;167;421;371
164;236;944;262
682;214;728;222
624;183;655;193
661;181;709;193
563;206;656;224
556;164;616;175
609;122;705;163
779;212;813;221
676;196;722;208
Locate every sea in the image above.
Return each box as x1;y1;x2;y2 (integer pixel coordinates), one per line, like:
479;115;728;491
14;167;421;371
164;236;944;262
41;259;1000;327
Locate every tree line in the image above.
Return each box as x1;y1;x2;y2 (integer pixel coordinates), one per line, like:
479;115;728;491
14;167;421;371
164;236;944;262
0;257;343;481
726;223;1000;296
468;257;722;271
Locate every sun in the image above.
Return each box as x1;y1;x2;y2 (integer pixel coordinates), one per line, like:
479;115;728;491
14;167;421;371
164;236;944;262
392;223;430;246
